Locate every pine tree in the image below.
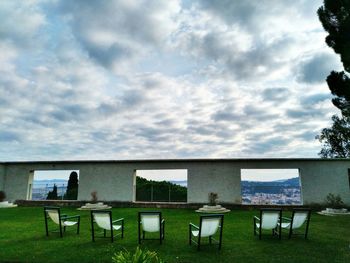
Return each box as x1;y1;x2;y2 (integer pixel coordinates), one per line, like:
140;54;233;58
64;171;79;200
316;0;350;157
46;184;58;200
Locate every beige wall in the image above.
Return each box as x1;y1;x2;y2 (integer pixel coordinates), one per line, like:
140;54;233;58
1;159;349;205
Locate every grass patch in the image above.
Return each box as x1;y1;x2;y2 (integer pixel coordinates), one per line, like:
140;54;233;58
0;207;349;262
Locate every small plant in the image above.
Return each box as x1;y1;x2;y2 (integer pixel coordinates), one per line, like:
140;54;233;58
91;191;98;203
112;247;164;263
208;192;218;206
325;193;344;209
0;191;6;202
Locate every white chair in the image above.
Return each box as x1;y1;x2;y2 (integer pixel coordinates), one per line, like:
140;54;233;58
91;210;124;242
279;208;311;239
189;214;224;250
253;208;281;239
44;206;80;237
138;211;165;244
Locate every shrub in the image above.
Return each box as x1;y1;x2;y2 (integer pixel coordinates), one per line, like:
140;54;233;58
325;193;344;209
112;247;164;263
0;191;6;202
208;192;218;206
91;191;98;203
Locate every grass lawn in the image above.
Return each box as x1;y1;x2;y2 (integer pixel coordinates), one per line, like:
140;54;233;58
0;207;349;263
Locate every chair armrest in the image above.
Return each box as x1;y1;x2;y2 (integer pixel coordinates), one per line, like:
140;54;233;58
189;223;199;230
112;218;124;224
161;219;165;225
254;216;260;221
60;214;68;218
62;215;80;220
282;217;291;221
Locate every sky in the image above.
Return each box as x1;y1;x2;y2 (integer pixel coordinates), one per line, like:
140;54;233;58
34;170;79;180
241;169;299;182
0;0;343;162
137;169;187;181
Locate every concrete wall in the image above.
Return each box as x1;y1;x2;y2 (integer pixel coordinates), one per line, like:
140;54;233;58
0;164;5;191
1;159;349;205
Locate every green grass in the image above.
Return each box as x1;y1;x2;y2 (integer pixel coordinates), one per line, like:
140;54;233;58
0;207;349;263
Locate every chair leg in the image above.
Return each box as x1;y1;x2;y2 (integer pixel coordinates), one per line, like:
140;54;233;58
209;236;212;244
289;228;293;239
259;227;262;240
197;236;201;251
189;228;192;245
279;224;282;240
104;229;106;237
253;220;256;236
121;221;124;239
59;226;63;238
111;229;114;243
138;222;141;244
77;218;80;235
44;216;49;236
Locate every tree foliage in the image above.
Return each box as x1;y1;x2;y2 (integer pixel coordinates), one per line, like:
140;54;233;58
316;0;350;157
316;115;350;157
318;0;350;72
64;171;78;200
46;184;58;200
136;176;187;202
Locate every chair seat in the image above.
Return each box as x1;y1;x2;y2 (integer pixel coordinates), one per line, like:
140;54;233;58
112;225;122;231
62;221;78;227
191;230;199;237
278;222;291;229
256;222;278;230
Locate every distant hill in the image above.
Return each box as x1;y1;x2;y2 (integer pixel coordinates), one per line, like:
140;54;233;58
241;177;300;194
33;179;68;188
169;180;187;187
241;177;300;187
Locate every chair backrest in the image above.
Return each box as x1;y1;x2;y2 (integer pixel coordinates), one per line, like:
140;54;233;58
291;209;310;229
200;215;223;237
92;211;112;230
140;212;161;233
261;209;281;229
44;207;61;225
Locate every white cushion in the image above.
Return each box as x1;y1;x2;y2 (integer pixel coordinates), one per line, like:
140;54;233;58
292;213;307;229
191;230;199;237
280;222;291;229
112;225;122;231
93;213;112;230
200;218;220;237
47;210;60;225
261;212;279;229
62;221;78;227
141;214;160;233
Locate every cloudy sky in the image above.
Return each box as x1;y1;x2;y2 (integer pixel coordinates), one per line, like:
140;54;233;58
0;0;343;161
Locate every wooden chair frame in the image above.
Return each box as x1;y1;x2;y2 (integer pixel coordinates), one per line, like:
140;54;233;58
253;208;282;240
138;211;165;244
44;206;80;238
189;214;224;251
280;208;311;239
90;210;124;243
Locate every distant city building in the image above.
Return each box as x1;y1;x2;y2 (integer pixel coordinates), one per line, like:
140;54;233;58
241;177;301;205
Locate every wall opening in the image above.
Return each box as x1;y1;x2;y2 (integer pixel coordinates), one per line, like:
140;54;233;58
32;170;79;200
135;169;187;202
240;169;302;205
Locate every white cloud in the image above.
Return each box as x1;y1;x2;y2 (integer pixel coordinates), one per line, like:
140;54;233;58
0;0;340;161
